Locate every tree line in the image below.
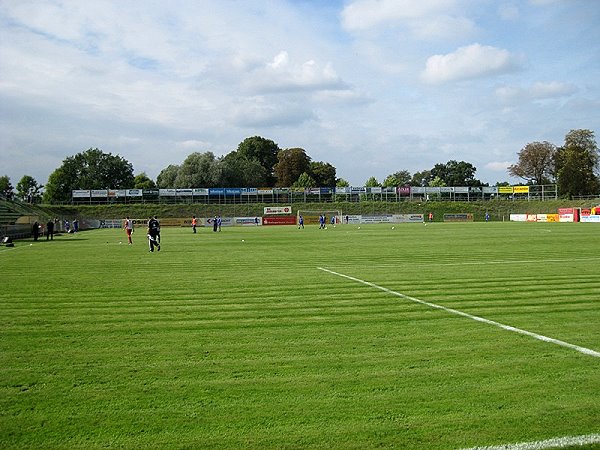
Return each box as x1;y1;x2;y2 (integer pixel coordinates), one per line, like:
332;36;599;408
1;129;597;204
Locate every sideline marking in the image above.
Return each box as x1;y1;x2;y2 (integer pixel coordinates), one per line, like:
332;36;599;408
317;267;600;358
461;433;600;450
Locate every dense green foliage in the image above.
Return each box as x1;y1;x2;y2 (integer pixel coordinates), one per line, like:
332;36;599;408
1;223;599;449
44;148;134;203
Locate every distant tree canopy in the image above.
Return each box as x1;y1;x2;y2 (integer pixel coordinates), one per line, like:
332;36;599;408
555;129;599;198
133;172;156;189
236;136;281;186
309;161;336;187
44;148;134;203
274;148;311;187
508;141;556;185
0;175;14;199
16;175;43;202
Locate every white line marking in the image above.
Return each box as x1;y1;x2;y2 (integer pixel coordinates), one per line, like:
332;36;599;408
461;433;600;450
317;267;600;358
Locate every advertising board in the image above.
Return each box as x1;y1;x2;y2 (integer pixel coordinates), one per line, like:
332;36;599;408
262;216;296;226
264;206;292;215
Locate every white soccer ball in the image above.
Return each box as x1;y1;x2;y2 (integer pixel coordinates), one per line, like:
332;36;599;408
358;226;361;229
30;243;33;246
391;226;395;230
241;239;245;242
119;241;122;244
324;227;327;230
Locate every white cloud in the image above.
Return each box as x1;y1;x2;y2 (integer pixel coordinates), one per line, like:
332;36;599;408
248;51;346;93
422;43;524;83
341;0;457;31
496;81;577;103
485;161;513;172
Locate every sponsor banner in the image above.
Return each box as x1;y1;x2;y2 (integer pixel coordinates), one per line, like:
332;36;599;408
108;189;127;198
209;188;224;196
526;214;538;222
369;187;382;194
483;186;498;194
99;219;122;228
546;214;559;222
392;214;424;223
225;188;241;196
336;187;351;194
274;188;290;194
514;186;530;194
257;188;273;195
425;187;441;194
262;216;296;226
469;187;482;193
320;187;333;194
510;214;527;222
499;186;514;194
143;189;159;197
307;188;321;195
127;189;142;197
454;187;469;194
536;214;549;222
241;188;257;196
91;189;108;198
443;213;473;222
440;187;454;193
193;188;209;196
264;206;292;215
159;189;177;197
411;186;425;194
235;217;262;226
176;189;193;196
362;215;393;224
581;215;600;223
558;208;575;222
351;187;367;193
344;215;361;224
73;190;90;198
581;208;591;216
398;186;411;196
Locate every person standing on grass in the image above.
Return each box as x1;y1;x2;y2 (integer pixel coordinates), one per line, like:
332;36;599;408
147;216;160;252
428;212;433;222
213;215;218;232
46;219;54;240
298;215;304;229
32;221;40;241
124;216;134;245
217;215;222;232
192;216;197;233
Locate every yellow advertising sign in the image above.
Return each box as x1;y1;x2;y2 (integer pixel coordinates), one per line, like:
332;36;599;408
498;186;513;194
513;186;530;194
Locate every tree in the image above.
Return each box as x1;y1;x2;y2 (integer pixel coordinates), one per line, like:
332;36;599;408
336;178;350;187
175;152;220;188
0;175;14;199
236;136;281;185
133;172;156;189
309;161;336;187
410;170;431;187
365;176;380;187
428;176;446;187
156;165;180;188
508;141;556;185
382;170;411;187
430;160;480;186
44;148;134;203
218;151;268;187
292;172;316;188
555;129;599;198
274;148;311;187
16;175;43;202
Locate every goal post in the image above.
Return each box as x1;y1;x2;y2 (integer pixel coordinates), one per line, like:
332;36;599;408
296;209;343;226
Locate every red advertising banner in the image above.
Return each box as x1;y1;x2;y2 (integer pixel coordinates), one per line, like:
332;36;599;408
262;216;297;226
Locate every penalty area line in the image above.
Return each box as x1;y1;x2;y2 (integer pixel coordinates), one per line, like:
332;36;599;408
461;433;600;450
317;267;600;359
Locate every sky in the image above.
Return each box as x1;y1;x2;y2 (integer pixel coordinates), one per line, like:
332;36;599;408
1;0;599;188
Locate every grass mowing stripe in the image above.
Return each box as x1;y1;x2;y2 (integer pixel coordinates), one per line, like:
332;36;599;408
461;433;600;450
318;267;600;358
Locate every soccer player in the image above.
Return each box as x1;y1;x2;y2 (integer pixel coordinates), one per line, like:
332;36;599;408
147;216;160;252
298;215;304;229
192;216;197;233
124;216;134;244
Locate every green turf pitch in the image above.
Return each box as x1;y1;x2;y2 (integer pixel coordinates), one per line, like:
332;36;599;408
1;223;599;449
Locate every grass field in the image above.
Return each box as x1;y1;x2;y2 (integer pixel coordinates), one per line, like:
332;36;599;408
1;222;599;449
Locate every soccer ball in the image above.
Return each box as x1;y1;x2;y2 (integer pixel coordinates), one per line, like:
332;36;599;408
358;226;361;229
391;226;395;230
